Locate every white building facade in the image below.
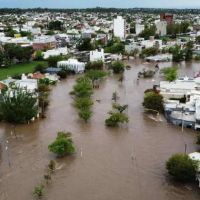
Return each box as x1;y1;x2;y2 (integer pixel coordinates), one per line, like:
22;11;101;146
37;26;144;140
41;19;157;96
135;24;145;35
113;16;126;39
155;21;167;36
90;49;105;62
57;59;85;73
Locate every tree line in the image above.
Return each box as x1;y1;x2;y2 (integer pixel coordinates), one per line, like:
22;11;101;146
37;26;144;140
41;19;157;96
0;43;33;67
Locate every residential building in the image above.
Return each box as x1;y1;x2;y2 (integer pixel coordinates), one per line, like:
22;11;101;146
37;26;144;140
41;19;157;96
155;21;167;36
43;47;68;59
33;36;57;50
57;59;85;73
159;76;200;130
90;49;105;62
113;16;126;39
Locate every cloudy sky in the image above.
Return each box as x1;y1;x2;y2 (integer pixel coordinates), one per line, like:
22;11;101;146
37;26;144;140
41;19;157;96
0;0;200;8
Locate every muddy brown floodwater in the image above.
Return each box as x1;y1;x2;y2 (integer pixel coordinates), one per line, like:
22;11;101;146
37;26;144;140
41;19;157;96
1;59;200;200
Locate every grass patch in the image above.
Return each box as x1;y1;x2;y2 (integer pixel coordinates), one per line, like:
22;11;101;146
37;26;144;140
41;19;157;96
0;61;47;80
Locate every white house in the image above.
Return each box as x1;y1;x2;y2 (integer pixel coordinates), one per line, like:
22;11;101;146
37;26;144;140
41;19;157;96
43;47;68;59
57;59;85;73
90;49;105;62
15;74;38;93
113;16;126;39
141;38;163;49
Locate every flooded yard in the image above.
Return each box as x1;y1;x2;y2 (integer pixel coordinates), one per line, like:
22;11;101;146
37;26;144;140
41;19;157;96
0;59;200;200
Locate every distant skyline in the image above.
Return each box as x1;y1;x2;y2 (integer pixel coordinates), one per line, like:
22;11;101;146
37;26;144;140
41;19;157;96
0;0;200;9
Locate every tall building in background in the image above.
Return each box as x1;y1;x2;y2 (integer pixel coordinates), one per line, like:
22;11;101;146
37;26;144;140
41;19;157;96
155;21;167;36
113;16;126;39
160;13;174;24
135;24;145;35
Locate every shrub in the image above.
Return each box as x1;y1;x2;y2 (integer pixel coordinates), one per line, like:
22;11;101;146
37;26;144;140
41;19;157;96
73;77;93;98
12;74;21;79
109;61;125;74
48;132;75;157
166;154;198;182
0;88;38;123
33;184;44;198
85;70;107;86
72;76;94;122
75;97;93;110
78;109;92;122
34;64;47;73
105;112;129;127
57;70;67;79
140;47;158;58
104;42;124;54
38;83;50;92
39;78;50;85
85;60;104;70
143;92;163;112
47;55;62;67
161;67;177;82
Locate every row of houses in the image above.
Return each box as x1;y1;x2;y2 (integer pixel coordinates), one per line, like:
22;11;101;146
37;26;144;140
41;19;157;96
158;76;200;130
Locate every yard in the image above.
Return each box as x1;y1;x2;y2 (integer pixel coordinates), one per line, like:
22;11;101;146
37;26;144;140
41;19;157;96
0;61;47;80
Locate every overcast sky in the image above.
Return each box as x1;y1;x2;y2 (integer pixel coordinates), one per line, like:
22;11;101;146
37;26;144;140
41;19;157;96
0;0;200;9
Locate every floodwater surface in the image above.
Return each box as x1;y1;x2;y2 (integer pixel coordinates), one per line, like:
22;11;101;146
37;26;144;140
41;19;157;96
0;59;200;200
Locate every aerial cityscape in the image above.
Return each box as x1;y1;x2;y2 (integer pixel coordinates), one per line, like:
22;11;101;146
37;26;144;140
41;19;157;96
1;1;200;200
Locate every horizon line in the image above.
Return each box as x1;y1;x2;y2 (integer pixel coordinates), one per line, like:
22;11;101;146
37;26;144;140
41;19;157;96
0;7;200;10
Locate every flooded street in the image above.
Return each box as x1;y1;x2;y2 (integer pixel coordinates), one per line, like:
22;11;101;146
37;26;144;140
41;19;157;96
1;59;200;200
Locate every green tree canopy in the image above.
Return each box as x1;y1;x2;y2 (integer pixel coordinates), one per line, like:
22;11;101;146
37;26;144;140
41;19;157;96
109;61;125;74
85;70;107;83
48;20;63;31
85;60;104;70
143;92;164;112
77;38;94;51
139;25;156;39
140;47;159;58
48;132;75;157
47;55;63;67
166;154;198;182
162;67;178;81
0;88;38;123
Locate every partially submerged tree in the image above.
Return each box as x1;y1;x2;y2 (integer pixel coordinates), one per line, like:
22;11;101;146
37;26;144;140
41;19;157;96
78;109;92;122
161;67;178;82
71;77;93;122
105;112;129;127
85;60;104;70
48;132;75;157
33;184;44;199
109;61;125;74
143;92;164;113
85;70;107;87
73;77;93;98
0;88;38;123
105;103;129;127
166;154;198;182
